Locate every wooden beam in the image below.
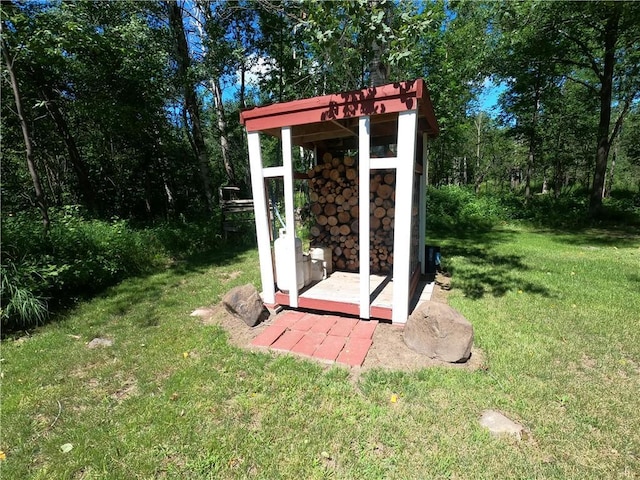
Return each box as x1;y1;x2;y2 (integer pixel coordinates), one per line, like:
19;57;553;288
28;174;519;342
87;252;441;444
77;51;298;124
391;111;417;324
370;157;398;170
330;119;358;138
419;132;428;274
282;126;299;308
248;132;275;304
359;116;371;319
263;166;285;178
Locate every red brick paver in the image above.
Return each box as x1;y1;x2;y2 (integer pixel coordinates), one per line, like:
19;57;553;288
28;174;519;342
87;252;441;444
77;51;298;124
336;337;373;367
313;335;347;362
251;324;287;347
290;331;326;357
273;310;307;328
290;313;320;332
327;317;359;337
270;329;306;351
252;311;377;366
350;320;378;339
308;315;338;334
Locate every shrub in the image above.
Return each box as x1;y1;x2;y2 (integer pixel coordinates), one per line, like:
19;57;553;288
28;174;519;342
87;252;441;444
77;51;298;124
426;185;640;232
1;260;48;329
426;185;507;232
1;207;233;331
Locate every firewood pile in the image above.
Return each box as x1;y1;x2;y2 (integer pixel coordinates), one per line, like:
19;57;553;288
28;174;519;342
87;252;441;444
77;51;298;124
308;153;396;274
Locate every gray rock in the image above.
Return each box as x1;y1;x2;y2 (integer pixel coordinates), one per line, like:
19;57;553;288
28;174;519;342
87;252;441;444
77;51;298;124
222;284;266;327
87;337;113;349
479;410;526;440
403;301;473;362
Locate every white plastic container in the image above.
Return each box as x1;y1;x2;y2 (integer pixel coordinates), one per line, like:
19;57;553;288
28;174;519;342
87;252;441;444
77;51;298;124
310;259;324;281
302;253;311;286
274;228;304;292
310;247;333;280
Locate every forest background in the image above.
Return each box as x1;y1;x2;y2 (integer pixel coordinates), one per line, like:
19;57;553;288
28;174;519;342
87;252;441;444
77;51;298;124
2;0;639;329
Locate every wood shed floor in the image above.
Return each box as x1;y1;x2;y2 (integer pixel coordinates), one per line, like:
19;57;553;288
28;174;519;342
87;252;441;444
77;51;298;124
274;271;434;321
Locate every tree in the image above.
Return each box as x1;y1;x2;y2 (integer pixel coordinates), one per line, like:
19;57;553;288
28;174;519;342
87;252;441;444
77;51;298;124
167;0;215;212
1;20;50;230
498;1;640;213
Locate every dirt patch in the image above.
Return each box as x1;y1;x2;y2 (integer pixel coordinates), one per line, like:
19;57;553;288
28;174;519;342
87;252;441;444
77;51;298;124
221;271;243;283
195;282;485;373
110;378;138;402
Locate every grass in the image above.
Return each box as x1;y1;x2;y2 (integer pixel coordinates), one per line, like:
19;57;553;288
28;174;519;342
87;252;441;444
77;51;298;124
2;224;639;479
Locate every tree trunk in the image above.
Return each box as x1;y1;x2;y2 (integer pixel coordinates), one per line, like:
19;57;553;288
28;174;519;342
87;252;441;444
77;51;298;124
474;113;482;192
212;78;237;184
589;8;620;216
525;79;542;202
167;1;214;212
1;29;50;231
605;142;616;198
462;156;468;185
193;1;237;186
32;68;96;211
368;1;389;87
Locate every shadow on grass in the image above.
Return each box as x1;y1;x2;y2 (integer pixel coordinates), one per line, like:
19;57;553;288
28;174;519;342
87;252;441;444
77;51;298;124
42;237;260;334
428;223;552;300
542;225;640;249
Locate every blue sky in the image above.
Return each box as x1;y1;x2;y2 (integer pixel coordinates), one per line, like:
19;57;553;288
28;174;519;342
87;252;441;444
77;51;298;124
477;78;507;116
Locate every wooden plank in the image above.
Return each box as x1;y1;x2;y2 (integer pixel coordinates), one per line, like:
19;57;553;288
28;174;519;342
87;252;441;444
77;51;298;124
391;110;417;324
419;132;428;274
370;157;398;170
248;132;275;304
240;79;439;136
282;126;299;308
297;271;387;304
263;166;285;178
359;116;371;319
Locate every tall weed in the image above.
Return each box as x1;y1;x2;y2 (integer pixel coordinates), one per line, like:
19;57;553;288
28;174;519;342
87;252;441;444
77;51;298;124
426;185;640;233
1;207;230;331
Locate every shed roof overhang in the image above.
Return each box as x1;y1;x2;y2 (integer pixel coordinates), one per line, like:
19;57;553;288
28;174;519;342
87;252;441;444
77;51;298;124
239;79;439;150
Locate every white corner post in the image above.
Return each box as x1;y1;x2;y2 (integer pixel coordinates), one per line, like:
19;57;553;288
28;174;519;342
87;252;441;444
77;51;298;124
358;116;371;319
419;132;428;275
281;126;299;308
248;131;275;304
391;110;418;324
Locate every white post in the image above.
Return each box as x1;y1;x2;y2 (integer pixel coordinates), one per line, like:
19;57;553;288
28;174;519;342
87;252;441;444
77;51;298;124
281;127;299;308
358;116;371;319
419;132;428;275
248;132;275;304
391;111;417;324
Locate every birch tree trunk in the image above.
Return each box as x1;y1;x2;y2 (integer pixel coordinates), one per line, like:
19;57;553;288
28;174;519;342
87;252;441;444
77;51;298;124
1;28;50;231
193;1;237;185
167;1;214;212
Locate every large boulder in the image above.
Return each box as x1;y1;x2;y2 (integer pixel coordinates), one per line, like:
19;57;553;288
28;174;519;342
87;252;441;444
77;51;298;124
222;284;266;327
403;301;473;362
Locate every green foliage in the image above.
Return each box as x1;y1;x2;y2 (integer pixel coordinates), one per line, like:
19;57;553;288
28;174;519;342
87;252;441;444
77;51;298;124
0;260;48;329
427;185;640;234
0;208;234;331
426;185;508;232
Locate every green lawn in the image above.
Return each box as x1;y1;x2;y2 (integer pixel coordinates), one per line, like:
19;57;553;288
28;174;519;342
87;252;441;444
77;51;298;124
2;225;639;479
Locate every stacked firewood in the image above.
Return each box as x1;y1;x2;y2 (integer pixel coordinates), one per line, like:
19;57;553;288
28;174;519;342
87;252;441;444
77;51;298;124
308;153;396;274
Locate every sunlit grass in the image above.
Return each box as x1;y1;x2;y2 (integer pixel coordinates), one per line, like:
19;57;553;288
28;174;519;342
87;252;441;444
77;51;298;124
1;224;639;479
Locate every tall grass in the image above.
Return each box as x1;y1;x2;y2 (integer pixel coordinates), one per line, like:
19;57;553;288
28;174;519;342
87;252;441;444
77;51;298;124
427;185;640;232
1;207;244;331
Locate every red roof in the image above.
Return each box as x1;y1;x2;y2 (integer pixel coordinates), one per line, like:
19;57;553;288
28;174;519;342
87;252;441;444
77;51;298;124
240;79;439;148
